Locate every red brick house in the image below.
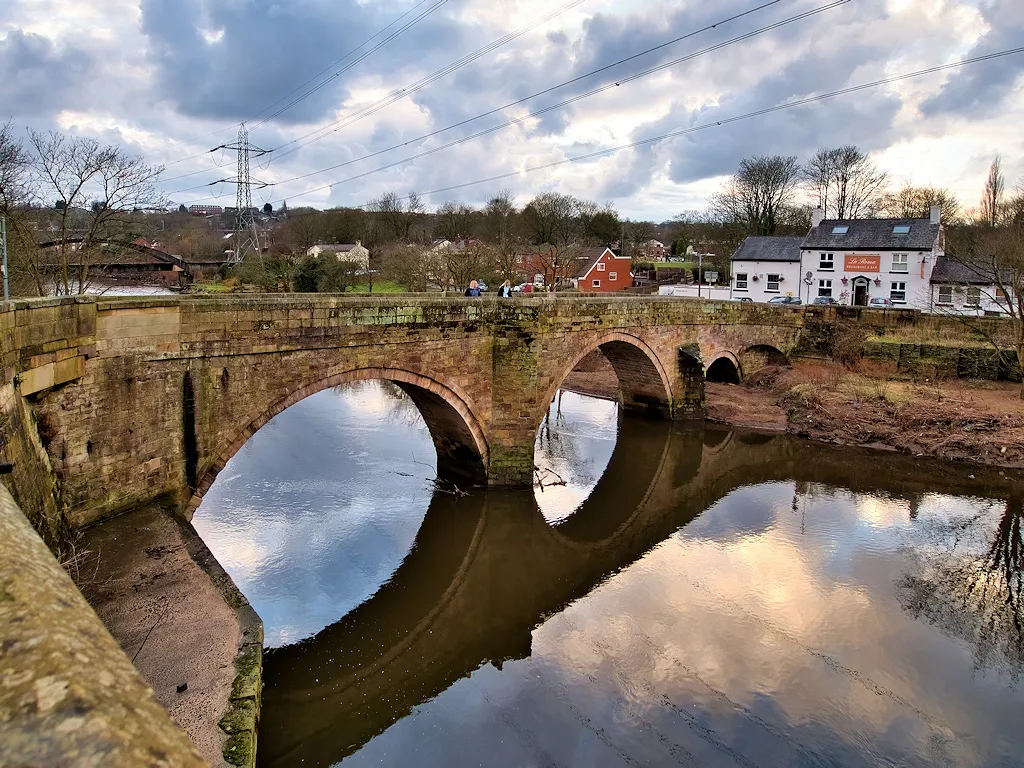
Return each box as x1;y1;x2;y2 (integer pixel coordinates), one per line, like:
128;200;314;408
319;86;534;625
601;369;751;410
573;247;632;292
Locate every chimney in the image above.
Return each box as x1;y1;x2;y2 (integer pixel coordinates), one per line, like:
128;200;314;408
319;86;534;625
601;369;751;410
355;239;361;247
811;207;824;228
929;205;940;224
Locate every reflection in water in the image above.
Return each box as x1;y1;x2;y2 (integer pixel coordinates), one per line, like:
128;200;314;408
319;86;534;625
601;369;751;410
898;496;1024;680
197;383;1024;767
193;382;436;647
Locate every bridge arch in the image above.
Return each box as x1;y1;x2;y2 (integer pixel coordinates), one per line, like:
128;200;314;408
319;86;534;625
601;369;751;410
186;367;489;517
542;332;674;425
738;344;789;377
706;352;742;384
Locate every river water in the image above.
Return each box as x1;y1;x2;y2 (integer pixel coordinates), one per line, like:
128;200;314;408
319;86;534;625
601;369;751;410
193;384;1024;768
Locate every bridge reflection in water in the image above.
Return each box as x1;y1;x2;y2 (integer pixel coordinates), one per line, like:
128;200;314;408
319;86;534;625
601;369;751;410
255;397;1023;767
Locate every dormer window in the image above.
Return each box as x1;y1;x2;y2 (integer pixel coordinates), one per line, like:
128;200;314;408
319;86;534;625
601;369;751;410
892;225;911;234
832;225;849;234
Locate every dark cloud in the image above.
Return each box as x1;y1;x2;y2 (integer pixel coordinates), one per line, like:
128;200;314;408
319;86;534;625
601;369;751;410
919;0;1024;117
0;30;94;118
138;0;470;124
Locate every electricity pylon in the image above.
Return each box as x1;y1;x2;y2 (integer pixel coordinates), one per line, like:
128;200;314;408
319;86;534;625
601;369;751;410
218;124;269;262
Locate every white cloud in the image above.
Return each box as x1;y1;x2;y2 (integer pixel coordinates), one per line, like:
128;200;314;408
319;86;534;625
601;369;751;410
4;0;1023;220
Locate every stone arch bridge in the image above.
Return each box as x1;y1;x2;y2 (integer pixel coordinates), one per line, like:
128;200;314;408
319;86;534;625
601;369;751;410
2;294;814;528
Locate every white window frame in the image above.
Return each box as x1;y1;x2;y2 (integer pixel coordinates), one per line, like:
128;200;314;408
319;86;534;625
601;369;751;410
819;252;834;271
890;281;907;303
891;253;908;273
937;285;953;305
735;273;748;290
592;279;601;288
766;273;781;292
597;262;606;271
818;279;832;297
609;271;617;281
966;286;981;307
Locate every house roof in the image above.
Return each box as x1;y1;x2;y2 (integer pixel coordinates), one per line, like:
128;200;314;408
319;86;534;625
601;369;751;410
730;236;804;262
574;247;623;278
930;254;1012;285
803;217;939;251
314;243;361;252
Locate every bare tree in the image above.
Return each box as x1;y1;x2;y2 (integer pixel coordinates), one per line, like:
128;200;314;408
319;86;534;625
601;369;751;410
437;241;496;290
878;183;961;223
941;219;1024;398
981;155;1005;227
711;155;802;235
898;497;1023;680
376;242;435;291
802;146;888;219
435;201;476;241
366;191;423;243
18;130;165;295
522;192;578;245
483;191;523;282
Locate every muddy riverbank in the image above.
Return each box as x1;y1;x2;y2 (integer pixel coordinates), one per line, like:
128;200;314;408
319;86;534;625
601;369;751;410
562;352;1024;470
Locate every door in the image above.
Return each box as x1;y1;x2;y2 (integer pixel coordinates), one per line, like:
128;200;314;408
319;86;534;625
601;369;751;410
852;279;868;306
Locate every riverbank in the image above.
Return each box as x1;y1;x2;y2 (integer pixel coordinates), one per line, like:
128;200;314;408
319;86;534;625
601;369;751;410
76;500;263;767
562;352;1024;470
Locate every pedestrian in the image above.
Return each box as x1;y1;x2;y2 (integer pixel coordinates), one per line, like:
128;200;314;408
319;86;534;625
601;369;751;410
498;280;512;298
464;280;481;297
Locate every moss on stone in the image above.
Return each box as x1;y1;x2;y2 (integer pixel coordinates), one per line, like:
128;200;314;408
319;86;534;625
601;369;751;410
230;643;262;701
222;730;255;767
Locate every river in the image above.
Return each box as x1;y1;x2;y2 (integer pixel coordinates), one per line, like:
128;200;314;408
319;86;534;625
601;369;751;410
193;383;1024;768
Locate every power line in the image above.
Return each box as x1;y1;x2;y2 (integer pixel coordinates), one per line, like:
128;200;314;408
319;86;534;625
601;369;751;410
267;0;786;166
157;0;446;177
265;0;593;163
250;0;454;129
262;46;1024;208
267;0;847;195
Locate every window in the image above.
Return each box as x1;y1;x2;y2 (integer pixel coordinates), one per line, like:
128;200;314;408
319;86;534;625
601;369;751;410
735;272;748;290
891;253;908;273
609;272;617;281
766;273;781;291
597;262;606;271
890;281;906;303
819;252;834;270
818;279;833;297
832;225;849;234
892;225;911;234
996;286;1007;300
592;279;601;288
937;285;953;305
966;287;981;307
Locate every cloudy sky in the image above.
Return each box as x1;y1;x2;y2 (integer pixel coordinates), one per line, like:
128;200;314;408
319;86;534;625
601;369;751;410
3;0;1023;220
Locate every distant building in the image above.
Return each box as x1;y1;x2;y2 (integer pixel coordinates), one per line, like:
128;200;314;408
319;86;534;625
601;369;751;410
307;241;370;269
573;247;633;293
188;205;223;216
639;239;668;260
929;255;1016;317
728;236;805;303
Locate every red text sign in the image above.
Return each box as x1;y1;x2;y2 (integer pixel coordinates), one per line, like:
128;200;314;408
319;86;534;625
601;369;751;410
843;254;880;272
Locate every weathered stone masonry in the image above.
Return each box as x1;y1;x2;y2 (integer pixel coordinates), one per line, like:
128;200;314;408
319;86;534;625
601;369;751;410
1;294;814;530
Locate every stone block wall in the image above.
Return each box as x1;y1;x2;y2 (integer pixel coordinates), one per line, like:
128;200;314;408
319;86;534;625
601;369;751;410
4;294;808;527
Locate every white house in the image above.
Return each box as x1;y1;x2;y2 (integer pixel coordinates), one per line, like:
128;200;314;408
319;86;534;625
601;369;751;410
306;241;370;269
729;236;805;301
798;207;943;307
928;254;1016;317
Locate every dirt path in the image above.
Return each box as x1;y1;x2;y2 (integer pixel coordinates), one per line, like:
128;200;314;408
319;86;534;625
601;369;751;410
77;501;262;767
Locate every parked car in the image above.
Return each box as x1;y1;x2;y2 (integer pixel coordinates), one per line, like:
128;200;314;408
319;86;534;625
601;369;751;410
811;296;838;305
768;296;802;305
733;297;753;303
476;281;489;292
868;297;894;308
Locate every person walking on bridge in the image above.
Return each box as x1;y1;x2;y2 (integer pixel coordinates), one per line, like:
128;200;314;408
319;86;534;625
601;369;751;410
464;280;481;297
498;280;512;298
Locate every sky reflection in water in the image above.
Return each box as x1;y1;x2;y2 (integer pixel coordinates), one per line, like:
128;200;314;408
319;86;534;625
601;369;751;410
195;383;1024;767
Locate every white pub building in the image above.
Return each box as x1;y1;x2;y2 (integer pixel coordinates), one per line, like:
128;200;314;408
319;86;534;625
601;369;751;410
731;206;944;309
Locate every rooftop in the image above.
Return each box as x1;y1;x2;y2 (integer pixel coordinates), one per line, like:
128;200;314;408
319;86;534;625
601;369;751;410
803;217;940;251
730;236;804;263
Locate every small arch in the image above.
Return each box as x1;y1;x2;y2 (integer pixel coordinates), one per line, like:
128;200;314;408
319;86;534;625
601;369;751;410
543;332;673;424
739;344;789;377
706;354;742;384
185;368;488;517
